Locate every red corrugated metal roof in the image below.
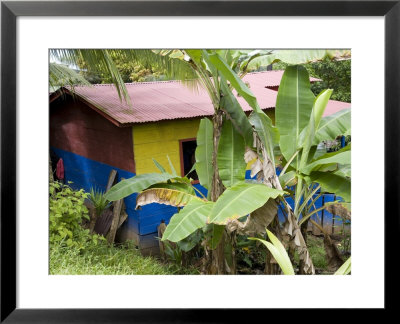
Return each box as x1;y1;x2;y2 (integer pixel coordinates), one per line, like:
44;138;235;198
247;70;320;88
65;71;349;126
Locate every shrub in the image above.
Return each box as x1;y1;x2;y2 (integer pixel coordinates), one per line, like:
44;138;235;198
49;181;105;250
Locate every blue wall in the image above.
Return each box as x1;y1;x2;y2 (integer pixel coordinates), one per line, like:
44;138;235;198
52;148;178;236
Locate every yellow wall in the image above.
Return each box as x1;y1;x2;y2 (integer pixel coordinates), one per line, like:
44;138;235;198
133;118;200;175
132;109;276;175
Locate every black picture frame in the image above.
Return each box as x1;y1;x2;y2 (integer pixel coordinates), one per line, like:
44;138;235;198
1;0;398;322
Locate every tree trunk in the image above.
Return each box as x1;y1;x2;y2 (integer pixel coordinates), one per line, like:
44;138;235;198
298;217;310;274
209;110;229;274
210;110;225;202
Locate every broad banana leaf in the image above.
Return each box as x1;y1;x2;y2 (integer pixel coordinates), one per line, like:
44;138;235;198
147;182;195;195
334;164;351;178
195;118;213;190
249;229;295;275
240;50;277;72
308;171;351;202
225;201;278;236
207;52;263;113
304;144;350;175
104;173;176;201
208;181;285;225
301;150;351;175
275;65;315;163
217;120;247;188
313;108;351;145
162;199;214;242
220;79;254;146
136;188;203;209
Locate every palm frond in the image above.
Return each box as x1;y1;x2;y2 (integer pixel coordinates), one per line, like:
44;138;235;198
49;63;91;93
50;49;200;105
50;49;132;106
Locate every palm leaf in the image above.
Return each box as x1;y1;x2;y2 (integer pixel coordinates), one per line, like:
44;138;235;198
49;63;90;92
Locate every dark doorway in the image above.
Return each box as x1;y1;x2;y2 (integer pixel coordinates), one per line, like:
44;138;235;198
180;139;198;181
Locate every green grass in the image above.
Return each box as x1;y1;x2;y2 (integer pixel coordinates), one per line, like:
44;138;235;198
293;235;328;272
306;235;328;270
50;241;199;275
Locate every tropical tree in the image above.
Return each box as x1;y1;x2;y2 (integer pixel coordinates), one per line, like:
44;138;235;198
104;49;351;274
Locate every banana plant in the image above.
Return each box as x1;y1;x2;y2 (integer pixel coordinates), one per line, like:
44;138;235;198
105;49;351;274
200;52;350;274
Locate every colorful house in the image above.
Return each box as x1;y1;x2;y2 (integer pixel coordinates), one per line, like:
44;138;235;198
49;70;351;254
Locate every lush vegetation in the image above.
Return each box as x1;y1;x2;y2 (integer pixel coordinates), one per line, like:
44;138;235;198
102;50;351;275
50;49;351;275
49;181;197;275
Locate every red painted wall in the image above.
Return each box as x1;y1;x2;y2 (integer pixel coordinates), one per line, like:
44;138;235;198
50;96;135;173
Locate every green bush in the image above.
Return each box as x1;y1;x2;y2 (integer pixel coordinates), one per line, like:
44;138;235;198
49;181;105;250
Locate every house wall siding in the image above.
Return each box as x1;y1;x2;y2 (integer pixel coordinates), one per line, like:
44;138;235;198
50;96;135;173
132;118;201;175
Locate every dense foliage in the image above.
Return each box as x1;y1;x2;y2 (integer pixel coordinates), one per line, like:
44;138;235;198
77;52;166;84
272;59;351;102
49;181;105;250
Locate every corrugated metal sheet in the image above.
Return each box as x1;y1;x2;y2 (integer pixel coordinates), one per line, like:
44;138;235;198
247;70;320;88
66;71;347;126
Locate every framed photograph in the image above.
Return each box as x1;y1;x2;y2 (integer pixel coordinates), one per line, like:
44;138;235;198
1;0;398;321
